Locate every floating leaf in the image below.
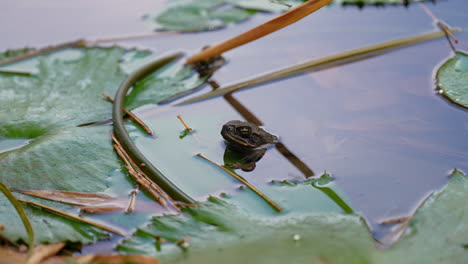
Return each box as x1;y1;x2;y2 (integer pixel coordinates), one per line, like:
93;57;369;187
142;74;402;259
124;61;209;109
154;0;256;32
117;182;371;263
377;169;468;263
436;51;468;108
0;46;205;244
119;170;467;263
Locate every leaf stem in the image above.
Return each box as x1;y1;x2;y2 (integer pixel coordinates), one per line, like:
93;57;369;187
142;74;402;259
0;70;33;76
0;182;35;251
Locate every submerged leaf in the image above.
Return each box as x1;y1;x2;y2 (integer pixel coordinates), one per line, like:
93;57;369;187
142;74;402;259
436;51;468;108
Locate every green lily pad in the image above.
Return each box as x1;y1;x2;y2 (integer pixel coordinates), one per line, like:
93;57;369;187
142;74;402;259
117;174;366;263
118;170;467;263
154;0;256;32
378;169;468;263
436;51;468;108
0;46;207;244
0;193;109;244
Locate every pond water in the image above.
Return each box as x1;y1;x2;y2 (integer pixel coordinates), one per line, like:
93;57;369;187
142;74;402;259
2;0;467;251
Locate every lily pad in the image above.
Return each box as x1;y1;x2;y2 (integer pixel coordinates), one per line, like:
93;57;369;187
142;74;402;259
436;51;468;108
154;0;256;32
0;46;206;244
124;61;209;109
377;169;468;263
119;170;467;263
117;174;367;263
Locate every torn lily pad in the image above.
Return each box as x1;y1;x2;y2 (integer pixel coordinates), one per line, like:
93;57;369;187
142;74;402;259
436;51;468;108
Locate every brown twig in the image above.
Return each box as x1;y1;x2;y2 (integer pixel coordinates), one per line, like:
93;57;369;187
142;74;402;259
125;186;139;214
186;0;333;63
0;39;86;66
380;217;411;225
110;133;184;210
174;202;199;208
113;144;169;208
177;115;193;133
103;93;154;137
196;153;283;212
419;3;458;52
17;199;125;236
85;31;179;45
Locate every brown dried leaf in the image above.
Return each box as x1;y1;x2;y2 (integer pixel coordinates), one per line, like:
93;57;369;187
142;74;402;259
15;190;118;207
26;242;66;264
0;246;160;264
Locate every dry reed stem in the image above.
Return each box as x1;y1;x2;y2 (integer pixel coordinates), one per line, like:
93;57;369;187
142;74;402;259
177;115;193;133
112;144;169;207
85;31;179;44
196;153;283;212
186;0;333;63
126;186;139;214
111;134;179;209
0;39;86;66
18;199;125;236
103;93;154;137
419;2;458;51
126;167;169;207
380;217;411;225
174;202;199;208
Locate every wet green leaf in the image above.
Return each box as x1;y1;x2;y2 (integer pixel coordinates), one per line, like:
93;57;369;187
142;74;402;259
124;62;208;109
378;169;468;263
155;0;255;32
119;169;467;263
436;51;468;108
117;175;369;263
0;47;204;244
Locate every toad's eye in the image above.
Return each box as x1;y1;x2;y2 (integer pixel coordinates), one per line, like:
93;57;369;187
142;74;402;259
237;126;252;138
